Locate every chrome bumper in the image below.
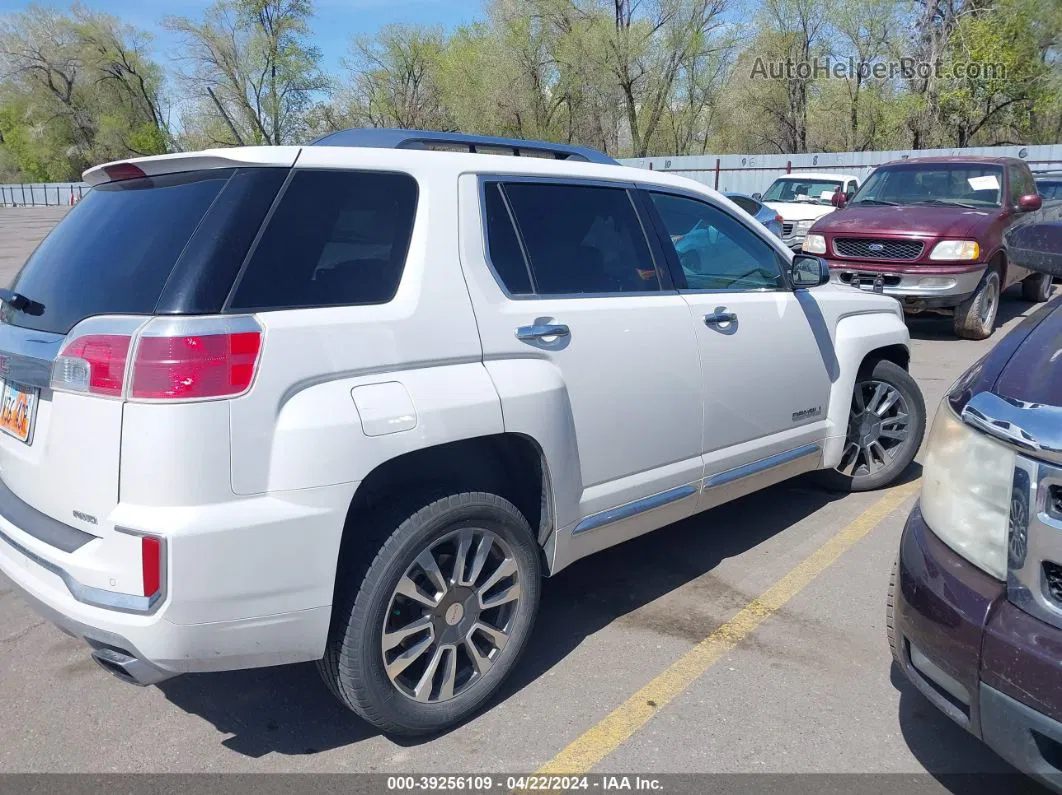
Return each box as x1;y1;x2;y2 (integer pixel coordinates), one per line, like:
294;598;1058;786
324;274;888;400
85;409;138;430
828;264;985;300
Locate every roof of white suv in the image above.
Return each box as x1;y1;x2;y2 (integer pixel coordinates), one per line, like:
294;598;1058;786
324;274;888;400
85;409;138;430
83;130;717;199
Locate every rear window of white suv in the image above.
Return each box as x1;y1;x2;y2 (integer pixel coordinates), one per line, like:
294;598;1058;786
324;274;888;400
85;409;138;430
5;168;284;334
229;169;418;311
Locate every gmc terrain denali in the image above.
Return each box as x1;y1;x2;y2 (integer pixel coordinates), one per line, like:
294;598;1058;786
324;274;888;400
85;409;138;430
0;130;925;735
805;156;1053;340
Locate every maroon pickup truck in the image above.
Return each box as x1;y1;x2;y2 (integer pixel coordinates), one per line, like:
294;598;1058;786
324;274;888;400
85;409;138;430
805;156;1053;339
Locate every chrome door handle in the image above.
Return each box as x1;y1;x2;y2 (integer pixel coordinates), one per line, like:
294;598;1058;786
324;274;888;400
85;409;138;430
516;323;570;341
704;312;737;326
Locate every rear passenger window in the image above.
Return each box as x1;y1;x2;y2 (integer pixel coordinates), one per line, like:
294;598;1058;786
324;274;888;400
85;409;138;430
499;182;660;295
230;170;417;310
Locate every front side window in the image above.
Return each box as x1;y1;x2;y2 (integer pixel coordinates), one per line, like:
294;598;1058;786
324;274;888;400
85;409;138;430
1008;164;1036;205
650;193;786;291
761;178;843;206
851;164;1003;208
498;182;660;296
230;169;418;311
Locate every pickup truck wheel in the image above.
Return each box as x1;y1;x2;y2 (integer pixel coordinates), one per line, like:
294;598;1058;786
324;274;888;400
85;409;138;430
319;492;541;736
952;268;1000;340
817;360;925;492
1021;271;1053;303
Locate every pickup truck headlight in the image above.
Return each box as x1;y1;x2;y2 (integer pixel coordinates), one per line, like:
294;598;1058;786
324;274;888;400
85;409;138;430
802;234;827;254
793;219;814;234
920;404;1015;579
929;240;980;261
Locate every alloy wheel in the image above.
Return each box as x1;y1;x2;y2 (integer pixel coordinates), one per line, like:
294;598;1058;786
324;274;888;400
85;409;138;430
381;528;522;703
836;379;911;477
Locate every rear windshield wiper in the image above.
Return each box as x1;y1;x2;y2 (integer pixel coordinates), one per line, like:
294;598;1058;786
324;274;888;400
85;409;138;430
0;289;45;316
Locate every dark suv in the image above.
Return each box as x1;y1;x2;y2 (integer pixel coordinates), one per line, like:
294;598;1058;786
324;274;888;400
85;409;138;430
889;219;1062;791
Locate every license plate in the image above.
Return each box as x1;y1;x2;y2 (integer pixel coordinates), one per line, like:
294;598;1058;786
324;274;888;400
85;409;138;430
0;380;38;444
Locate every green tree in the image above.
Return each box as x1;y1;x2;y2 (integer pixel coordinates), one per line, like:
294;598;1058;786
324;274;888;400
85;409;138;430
165;0;328;146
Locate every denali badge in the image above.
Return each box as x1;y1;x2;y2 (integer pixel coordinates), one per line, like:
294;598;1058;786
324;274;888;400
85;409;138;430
792;406;822;421
72;510;98;525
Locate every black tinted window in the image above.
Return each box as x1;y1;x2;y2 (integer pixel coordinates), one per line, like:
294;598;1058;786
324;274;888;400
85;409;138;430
1038;180;1062;199
231;170;418;310
502;183;659;295
7;170;234;333
651;192;785;291
728;196;760;215
483;183;532;294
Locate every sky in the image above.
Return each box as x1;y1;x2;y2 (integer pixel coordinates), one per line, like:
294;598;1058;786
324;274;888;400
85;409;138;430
0;0;485;73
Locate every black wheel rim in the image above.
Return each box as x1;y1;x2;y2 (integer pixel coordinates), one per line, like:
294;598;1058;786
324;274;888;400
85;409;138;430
836;379;911;478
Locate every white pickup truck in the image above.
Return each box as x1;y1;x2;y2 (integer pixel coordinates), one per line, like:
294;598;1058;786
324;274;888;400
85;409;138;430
759;171;862;250
0;130;923;736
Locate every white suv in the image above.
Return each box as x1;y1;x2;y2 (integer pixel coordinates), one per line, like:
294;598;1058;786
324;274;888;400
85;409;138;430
0;130;925;735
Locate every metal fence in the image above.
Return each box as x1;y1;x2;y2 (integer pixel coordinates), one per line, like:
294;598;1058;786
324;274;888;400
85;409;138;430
0;182;86;208
620;144;1062;196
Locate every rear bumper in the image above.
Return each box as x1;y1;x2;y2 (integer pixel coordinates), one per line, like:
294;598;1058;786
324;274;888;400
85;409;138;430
827;262;985;308
894;504;1062;791
0;480;354;680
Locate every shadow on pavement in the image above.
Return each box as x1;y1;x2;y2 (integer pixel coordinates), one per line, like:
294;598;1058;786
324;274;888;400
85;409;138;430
906;286;1044;342
890;663;1051;794
157;465;916;757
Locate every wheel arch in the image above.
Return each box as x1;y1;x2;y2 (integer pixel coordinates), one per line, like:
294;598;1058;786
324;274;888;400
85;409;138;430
339;432;554;561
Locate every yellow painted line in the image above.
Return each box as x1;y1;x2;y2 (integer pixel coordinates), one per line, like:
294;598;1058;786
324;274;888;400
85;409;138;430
536;479;921;775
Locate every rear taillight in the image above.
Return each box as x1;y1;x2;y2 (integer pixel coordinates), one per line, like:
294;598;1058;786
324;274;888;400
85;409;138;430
51;316;263;401
53;334;131;397
141;536;162;598
131;330;261;400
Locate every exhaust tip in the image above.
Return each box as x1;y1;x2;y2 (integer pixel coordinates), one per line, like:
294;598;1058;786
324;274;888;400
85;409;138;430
90;646;173;687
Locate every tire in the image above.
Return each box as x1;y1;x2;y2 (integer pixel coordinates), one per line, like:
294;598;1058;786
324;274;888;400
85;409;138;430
816;359;926;493
952;267;1001;340
886;556;900;665
319;491;541;736
1021;271;1052;303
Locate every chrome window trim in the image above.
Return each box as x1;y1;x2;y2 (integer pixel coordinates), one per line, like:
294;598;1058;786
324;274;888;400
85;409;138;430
476;175;670;301
0;525;165;615
573;484;698;535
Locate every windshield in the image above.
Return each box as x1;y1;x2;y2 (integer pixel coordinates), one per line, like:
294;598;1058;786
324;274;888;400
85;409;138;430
851;164;1004;209
761;178;842;206
1037;179;1062;200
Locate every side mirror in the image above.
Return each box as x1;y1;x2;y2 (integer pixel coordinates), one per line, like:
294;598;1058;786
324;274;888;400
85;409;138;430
751;192;762;201
1018;194;1043;212
790;254;830;288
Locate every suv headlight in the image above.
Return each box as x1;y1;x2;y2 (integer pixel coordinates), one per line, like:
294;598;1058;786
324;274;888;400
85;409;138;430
929;240;980;261
802;234;826;254
794;219;814;234
920;404;1015;579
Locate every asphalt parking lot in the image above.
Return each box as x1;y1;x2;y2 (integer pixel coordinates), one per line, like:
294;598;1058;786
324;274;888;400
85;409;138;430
0;207;1056;786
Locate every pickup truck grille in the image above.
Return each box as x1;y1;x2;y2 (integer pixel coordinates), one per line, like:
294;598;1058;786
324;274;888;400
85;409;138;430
834;237;924;260
782;222;794;237
1044;561;1062;605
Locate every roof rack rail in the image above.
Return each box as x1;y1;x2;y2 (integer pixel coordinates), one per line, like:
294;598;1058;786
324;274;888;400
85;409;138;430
309;128;619;166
